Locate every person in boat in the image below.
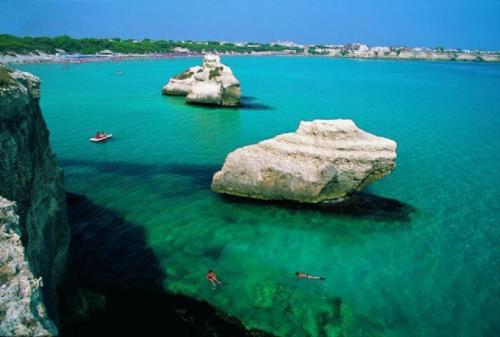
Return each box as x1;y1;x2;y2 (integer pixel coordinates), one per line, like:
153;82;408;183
296;272;325;280
206;270;222;287
95;131;107;139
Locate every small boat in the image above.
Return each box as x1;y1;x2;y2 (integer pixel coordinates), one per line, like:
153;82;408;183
116;70;123;76
90;133;113;142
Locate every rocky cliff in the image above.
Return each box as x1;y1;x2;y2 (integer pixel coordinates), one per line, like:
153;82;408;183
212;119;397;203
0;197;58;336
0;66;69;333
162;54;241;106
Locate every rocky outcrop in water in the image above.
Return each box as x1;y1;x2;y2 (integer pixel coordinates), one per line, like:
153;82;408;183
0;66;69;332
212;119;397;203
0;197;58;336
162;54;240;106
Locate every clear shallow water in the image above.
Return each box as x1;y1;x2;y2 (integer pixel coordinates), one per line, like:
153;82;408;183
20;57;500;337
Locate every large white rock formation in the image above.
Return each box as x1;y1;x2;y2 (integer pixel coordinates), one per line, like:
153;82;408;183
211;119;397;203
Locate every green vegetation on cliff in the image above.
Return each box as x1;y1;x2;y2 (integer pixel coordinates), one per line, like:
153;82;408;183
0;67;13;87
0;34;303;55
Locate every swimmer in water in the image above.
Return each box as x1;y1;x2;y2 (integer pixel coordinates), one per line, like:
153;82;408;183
296;272;325;280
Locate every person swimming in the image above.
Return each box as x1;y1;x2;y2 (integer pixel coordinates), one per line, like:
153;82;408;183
296;272;325;280
206;270;222;288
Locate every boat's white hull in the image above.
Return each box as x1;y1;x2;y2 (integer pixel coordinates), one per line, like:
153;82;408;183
89;134;113;142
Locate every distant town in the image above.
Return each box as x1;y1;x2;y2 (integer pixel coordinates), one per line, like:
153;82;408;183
1;34;499;64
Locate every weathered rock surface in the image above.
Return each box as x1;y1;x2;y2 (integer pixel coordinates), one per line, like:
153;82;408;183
162;54;240;106
0;66;69;331
211;119;397;203
0;197;58;336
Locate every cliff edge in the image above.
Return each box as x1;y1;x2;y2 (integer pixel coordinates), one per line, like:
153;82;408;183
0;66;69;333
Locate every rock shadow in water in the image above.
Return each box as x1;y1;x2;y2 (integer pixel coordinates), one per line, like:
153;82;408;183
180;95;274;111
238;96;275;111
60;159;218;191
65;192;166;291
62;192;275;337
218;192;416;223
60;159;414;223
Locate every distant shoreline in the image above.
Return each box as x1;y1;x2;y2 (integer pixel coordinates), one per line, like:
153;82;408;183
0;52;201;65
0;52;303;65
2;51;500;66
2;34;499;65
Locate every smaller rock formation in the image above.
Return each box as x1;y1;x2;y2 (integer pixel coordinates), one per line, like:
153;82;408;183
211;119;397;203
162;54;240;106
0;197;57;336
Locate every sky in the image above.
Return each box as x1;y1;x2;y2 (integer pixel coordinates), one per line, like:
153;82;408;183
1;0;499;50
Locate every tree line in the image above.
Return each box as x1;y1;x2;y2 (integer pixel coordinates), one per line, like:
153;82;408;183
0;35;303;55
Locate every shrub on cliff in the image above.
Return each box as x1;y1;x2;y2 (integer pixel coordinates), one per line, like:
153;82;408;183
0;67;14;87
209;67;222;79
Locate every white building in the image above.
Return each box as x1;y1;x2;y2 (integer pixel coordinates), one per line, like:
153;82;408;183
371;46;390;53
98;50;114;56
173;47;190;53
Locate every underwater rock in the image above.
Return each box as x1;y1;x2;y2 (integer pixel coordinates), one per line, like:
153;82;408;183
212;119;397;203
162;54;241;106
62;192;276;337
0;66;69;327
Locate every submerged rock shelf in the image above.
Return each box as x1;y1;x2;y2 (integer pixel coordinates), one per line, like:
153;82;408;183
62;192;275;337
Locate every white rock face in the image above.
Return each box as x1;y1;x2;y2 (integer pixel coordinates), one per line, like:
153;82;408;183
211;119;397;203
186;81;223;105
162;54;240;106
0;197;58;336
203;54;221;67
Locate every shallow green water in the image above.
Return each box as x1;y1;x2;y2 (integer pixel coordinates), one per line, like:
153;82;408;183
20;57;500;337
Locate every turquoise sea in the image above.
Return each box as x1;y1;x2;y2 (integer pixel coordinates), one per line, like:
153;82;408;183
19;57;500;337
